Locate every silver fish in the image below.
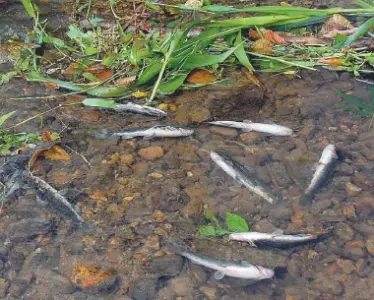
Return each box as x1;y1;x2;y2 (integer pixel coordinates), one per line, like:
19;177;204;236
210;151;279;204
299;144;337;205
206;120;293;136
95;125;194;140
114;102;167;117
170;245;274;280
229;229;321;248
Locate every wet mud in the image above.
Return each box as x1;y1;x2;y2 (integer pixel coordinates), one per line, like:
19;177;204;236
1;0;374;300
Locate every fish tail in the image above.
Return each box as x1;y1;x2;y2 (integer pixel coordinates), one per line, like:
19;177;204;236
299;192;314;206
95;129;110;139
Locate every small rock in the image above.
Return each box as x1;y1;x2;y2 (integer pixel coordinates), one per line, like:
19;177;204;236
365;237;374;255
138;146;164;161
120;154;134;166
299;122;315;138
313;273;343;295
145;234;160;250
148;172;163;179
345;182;362;197
334;223;355;241
0;278;8;298
199;286;217;299
287;256;303;278
240;132;262;144
253;219;277;233
152;210;165;223
148;254;183;277
355;259;368;277
358;129;374;141
130;278;157;300
9;279;28;297
7;218;54;241
344;240;366;260
310;199;333;215
168;276;191;296
338;163;354;176
210;126;238;137
132;162;149;176
336;259;355;274
8;250;25;272
34;269;75;295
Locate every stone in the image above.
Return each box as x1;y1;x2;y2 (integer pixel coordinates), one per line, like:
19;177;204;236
34;269;75;295
152;210;165;223
253;219;277;233
145;234;160;250
8;250;25;272
240;132;262;144
132;162;149;176
120;154;134;166
365;237;374;255
199;286;217;299
336;259;355;274
287;256;303;278
358;129;374;141
168;276;191;296
338;163;354;176
345;182;362;197
313;273;343;295
299;122;315;138
310;199;333;215
138;146;164;161
334;223;355;241
0;278;8;298
9;279;28;297
344;240;366;260
130;278;157;300
7;218;54;241
148;254;183;277
210;126;238;137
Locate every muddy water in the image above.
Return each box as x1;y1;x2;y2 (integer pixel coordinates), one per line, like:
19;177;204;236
2;1;374;300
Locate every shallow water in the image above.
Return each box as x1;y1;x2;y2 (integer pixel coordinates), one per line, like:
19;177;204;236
1;0;374;300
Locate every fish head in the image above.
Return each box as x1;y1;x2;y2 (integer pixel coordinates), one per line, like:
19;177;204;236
320;144;337;163
255;265;275;280
228;232;248;241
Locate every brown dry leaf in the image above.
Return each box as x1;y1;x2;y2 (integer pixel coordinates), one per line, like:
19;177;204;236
42;131;53;142
241;68;262;88
186;69;217;84
28;143;58;170
51;172;73;184
70;264;114;289
65;95;85;104
320;14;355;38
250;39;273;54
44;145;71;161
63;62;81;78
82;111;100;122
248;29;260;40
44;81;58;89
90;190;108;201
263;31;288;45
84;64;113;81
283;34;328;45
116;76;136;87
317;58;342;67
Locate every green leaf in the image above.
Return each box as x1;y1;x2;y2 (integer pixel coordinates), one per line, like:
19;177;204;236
21;0;36;18
102;54;118;66
209;15;305;27
136;62;163;86
86;86;129;97
43;35;65;48
0;111;16;128
198;225;229;237
204;209;216;221
336;104;372;117
356;0;374;9
335;17;374;48
173;46;239;70
82;98;117;109
226;212;249;232
85;46;98;55
27;71;84;92
234;31;254;72
200;5;236;12
145;1;161;11
158;74;188;94
337;89;374;113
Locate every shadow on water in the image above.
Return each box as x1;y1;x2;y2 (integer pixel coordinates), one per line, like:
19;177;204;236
1;0;374;299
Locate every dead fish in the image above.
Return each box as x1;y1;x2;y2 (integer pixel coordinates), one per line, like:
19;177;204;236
210;151;279;204
28;174;84;224
169;244;274;280
229;229;323;249
95;125;194;140
205;120;293;136
299;144;337;205
113;102;167;117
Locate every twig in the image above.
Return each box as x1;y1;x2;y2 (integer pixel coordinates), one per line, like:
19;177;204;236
65;145;92;167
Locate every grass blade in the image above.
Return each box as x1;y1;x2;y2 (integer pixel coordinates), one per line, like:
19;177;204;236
82;98;116;109
356;0;374;9
0;111;16;128
337;89;374;112
335;17;374;48
159;74;188;94
136;62;163;86
234;31;254;72
336;104;373;116
209;15;305;27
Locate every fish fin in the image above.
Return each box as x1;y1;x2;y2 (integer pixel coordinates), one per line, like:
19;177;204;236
241;120;253;132
272;229;284;235
241;260;250;266
214;271;225;280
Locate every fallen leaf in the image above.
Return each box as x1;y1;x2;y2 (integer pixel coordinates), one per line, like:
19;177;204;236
65;95;85;103
44;145;71;161
90;190;108;201
241;68;262;88
70;264;114;289
250;39;273;54
116;76;136;87
318;58;342;67
84;64;113;81
44;81;58;89
186;69;217;84
248;29;260;39
50;172;73;184
28;143;59;170
283;35;328;45
63;62;81;78
82;111;100;122
42;131;53;142
320;14;355;39
263;31;288;45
